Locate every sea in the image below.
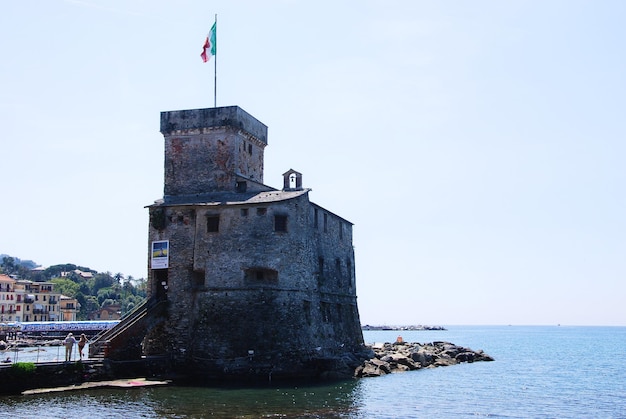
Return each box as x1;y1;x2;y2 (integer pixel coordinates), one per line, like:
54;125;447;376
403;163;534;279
0;325;624;418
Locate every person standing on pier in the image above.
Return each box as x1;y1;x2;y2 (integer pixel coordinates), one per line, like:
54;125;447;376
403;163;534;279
64;333;77;362
77;334;87;359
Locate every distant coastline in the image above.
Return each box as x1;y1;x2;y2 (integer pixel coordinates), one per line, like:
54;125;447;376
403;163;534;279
361;325;446;331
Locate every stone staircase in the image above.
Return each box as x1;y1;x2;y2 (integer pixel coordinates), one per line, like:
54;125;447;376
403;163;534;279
88;298;167;360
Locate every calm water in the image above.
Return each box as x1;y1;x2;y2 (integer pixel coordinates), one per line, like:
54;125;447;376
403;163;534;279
1;326;624;418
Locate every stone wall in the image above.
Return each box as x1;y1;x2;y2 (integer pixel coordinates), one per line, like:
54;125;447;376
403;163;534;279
145;191;364;372
161;107;268;197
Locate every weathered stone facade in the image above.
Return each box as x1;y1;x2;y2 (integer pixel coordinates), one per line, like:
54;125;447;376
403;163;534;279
143;106;367;380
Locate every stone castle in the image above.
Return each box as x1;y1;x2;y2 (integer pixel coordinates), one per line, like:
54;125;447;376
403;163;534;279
132;106;368;380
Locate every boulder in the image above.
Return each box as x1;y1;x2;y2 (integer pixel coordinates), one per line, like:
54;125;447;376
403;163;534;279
355;341;493;377
455;351;476;363
355;358;392;377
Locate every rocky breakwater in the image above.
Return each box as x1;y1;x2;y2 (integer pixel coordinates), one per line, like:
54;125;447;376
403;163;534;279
355;341;494;378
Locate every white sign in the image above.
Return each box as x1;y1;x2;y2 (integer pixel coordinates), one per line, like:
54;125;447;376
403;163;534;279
151;240;169;269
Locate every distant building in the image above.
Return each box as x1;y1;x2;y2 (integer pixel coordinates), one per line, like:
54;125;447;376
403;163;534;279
88;304;121;321
58;295;80;321
0;274;16;322
0;276;79;322
61;269;94;279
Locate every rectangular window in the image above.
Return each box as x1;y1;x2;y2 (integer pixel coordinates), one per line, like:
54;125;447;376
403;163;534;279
347;258;352;287
257;208;267;216
207;215;220;232
314;208;319;229
321;302;331;323
241;208;249;217
323;213;328;232
303;300;311;325
274;215;288;232
236;181;247;192
193;271;205;289
244;268;278;284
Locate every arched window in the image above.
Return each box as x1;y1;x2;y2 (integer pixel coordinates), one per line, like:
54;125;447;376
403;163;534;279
289;173;297;188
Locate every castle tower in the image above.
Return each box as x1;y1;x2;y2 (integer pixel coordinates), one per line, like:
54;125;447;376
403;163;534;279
144;106;368;381
161;106;269;198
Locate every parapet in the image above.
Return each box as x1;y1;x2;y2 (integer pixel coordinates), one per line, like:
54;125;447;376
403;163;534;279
160;106;268;144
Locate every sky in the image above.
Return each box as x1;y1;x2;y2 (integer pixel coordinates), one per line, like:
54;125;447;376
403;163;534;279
1;0;625;326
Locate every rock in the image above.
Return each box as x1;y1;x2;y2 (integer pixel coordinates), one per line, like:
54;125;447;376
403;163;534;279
355;358;392;377
433;356;457;367
455;351;476;363
370;358;392;374
355;341;493;377
394;364;411;372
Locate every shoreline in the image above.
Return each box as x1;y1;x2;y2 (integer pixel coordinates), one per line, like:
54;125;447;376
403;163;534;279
361;325;446;331
0;339;494;395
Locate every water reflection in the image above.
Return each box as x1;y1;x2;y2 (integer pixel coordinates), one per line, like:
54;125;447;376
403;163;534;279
6;380;367;418
144;381;365;418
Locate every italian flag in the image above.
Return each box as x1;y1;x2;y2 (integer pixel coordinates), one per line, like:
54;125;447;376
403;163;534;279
201;22;216;62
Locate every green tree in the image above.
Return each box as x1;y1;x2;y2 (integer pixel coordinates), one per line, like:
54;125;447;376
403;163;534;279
101;298;116;307
79;282;90;296
83;296;100;313
93;272;115;292
114;272;124;284
50;278;80;298
44;264;77;279
133;277;147;296
96;287;118;305
1;257;16;275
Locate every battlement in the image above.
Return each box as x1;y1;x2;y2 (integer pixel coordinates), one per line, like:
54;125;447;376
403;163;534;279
160;106;268;144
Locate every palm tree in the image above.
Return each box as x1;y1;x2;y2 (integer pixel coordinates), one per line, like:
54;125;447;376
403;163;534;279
114;272;124;284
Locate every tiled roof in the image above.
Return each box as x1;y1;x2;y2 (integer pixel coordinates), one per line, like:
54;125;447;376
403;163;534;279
0;274;14;282
152;189;310;207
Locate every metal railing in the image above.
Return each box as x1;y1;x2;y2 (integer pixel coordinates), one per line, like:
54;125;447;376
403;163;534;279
88;297;164;358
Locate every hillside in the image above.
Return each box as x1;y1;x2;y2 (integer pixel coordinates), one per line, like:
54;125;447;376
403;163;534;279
0;254;146;320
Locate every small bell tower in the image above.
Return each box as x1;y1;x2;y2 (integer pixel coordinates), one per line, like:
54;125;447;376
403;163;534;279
282;169;303;191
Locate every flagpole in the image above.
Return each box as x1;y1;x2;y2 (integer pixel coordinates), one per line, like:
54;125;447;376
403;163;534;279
214;14;217;108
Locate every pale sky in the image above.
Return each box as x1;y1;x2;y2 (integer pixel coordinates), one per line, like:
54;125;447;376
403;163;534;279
1;0;624;326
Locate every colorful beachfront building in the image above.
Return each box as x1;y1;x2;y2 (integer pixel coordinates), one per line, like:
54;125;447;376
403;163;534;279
0;274;79;323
